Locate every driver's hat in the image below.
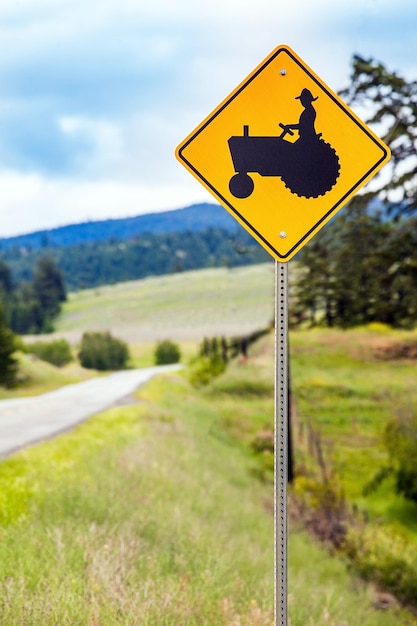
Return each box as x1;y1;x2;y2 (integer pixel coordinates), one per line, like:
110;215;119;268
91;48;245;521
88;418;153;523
296;88;318;102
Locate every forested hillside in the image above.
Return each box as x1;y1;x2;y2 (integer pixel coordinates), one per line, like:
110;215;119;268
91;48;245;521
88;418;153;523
0;226;269;291
0;203;236;250
0;202;270;290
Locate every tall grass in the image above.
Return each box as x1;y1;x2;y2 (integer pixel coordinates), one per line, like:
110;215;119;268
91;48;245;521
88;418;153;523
290;327;417;524
0;374;274;625
0;339;414;624
289;531;414;626
290;326;417;613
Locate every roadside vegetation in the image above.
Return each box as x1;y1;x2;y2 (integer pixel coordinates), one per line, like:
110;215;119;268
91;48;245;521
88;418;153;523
154;339;181;365
79;331;131;371
22;338;73;367
289;326;417;611
0;339;415;625
1;261;417;620
1;261;417;618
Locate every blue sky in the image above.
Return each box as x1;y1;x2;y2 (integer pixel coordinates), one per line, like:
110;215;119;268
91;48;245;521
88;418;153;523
0;0;416;236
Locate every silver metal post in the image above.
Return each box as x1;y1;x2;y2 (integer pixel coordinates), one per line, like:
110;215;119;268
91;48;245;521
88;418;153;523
275;261;288;626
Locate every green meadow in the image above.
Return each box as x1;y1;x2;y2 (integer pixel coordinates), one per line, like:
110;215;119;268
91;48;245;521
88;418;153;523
291;326;417;529
54;262;276;345
1;262;417;624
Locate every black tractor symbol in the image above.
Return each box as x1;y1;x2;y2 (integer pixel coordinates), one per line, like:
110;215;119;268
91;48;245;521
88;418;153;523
228;88;340;199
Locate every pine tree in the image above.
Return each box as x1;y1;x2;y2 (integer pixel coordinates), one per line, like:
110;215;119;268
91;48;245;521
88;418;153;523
295;54;417;328
0;306;18;388
32;257;67;320
340;54;417;218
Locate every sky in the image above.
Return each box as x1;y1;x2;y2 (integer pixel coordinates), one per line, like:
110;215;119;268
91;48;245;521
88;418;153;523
0;0;416;237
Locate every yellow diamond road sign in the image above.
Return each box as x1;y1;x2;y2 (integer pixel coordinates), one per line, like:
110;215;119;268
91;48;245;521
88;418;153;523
175;45;391;262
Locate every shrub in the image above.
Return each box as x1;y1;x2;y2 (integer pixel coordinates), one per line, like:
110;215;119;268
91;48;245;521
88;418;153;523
344;524;417;606
25;339;73;367
189;335;235;387
383;407;417;503
363;403;417;504
188;355;226;387
154;339;181;365
79;332;130;371
250;428;275;483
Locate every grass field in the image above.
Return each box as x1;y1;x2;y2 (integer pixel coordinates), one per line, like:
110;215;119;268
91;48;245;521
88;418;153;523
290;326;417;532
0;340;414;625
4;262;417;622
0;352;97;401
289;325;417;612
52;262;276;345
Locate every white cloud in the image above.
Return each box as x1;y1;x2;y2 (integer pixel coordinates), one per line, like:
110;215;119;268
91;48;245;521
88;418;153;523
0;168;210;236
0;0;415;237
58;115;125;176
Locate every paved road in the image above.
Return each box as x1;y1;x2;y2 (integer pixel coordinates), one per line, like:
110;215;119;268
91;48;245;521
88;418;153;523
0;364;181;459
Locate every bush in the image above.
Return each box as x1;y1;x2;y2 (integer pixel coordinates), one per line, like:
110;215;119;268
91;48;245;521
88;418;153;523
383;407;417;503
344;524;417;606
25;339;73;367
154;339;181;365
363;404;417;504
188;355;226;387
250;428;275;483
79;332;130;371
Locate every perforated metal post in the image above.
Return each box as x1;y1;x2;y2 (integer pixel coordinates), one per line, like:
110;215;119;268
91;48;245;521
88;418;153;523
275;261;288;626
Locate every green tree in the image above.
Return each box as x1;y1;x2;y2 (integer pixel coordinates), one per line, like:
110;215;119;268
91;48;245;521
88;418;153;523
294;224;340;327
340;54;417;218
0;260;14;327
9;281;45;334
295;54;417;329
0;306;18;388
32;257;67;319
0;260;12;296
0;257;67;335
296;206;417;329
331;204;391;327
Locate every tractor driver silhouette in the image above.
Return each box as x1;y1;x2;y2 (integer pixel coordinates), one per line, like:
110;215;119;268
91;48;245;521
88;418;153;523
228;86;340;199
282;88;319;143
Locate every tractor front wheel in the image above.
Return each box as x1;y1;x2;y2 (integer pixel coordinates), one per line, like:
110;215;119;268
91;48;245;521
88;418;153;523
229;173;254;199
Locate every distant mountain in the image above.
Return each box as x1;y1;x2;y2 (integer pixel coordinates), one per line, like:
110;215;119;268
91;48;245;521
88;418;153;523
0;203;238;250
0;202;271;291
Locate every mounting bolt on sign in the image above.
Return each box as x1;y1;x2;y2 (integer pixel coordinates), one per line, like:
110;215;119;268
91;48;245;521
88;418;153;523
175;44;391;626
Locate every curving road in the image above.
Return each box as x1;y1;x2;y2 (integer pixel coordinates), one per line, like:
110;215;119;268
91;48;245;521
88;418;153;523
0;364;181;459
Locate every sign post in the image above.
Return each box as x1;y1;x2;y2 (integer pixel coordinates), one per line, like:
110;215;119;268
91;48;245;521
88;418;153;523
175;44;390;624
275;261;288;626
